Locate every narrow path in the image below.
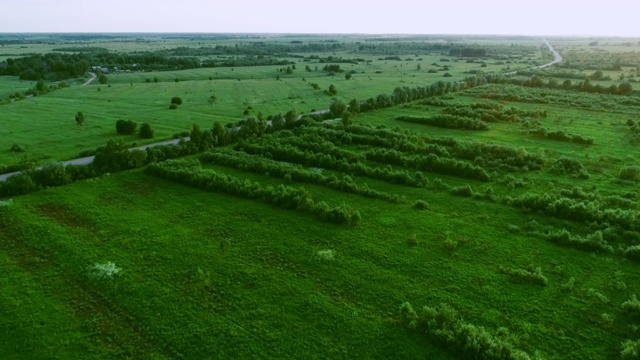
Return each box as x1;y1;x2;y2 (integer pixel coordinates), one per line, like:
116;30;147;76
82;72;97;86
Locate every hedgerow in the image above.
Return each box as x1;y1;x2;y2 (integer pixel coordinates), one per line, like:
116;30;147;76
200;149;400;202
396;115;491;131
399;302;536;360
146;159;361;226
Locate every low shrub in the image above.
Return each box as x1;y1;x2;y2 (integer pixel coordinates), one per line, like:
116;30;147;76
499;266;548;286
621;339;640;360
621;295;640;316
413;200;429;210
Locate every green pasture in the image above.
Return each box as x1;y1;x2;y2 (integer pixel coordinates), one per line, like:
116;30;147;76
0;51;530;168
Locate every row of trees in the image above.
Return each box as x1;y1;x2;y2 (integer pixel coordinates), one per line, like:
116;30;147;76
396;115;491;131
199;149;400;203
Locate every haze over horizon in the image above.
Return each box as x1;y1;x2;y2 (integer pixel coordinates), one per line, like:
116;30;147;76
1;0;639;37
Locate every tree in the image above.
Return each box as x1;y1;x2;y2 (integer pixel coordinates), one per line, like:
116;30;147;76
614;58;622;71
212;121;226;145
98;74;108;84
416;63;422;71
345;73;352;80
139;123;154;139
348;98;360;114
330;99;347;117
328;84;337;95
171;96;183;105
284;109;298;128
341;111;352;128
619;82;633;95
75;112;85;126
36;79;48;94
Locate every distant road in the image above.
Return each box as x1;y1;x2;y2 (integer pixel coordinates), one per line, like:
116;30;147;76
538;39;563;68
0;138;189;182
505;39;562;75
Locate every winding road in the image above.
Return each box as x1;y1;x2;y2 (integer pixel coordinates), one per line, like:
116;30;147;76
82;72;97;86
505;39;562;75
0;40;562;183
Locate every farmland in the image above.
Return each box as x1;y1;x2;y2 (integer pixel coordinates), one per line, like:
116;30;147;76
1;33;640;359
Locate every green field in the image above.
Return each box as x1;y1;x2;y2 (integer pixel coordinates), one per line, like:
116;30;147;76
2;34;640;359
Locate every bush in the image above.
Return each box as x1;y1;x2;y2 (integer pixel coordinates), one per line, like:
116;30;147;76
400;302;534;360
115;119;137;135
169;103;178;110
621;295;640;316
171;96;183;105
621;339;640;360
10;143;25;153
413;200;429;210
619;166;640;182
499;266;548;286
139;123;154;139
31;162;70;187
550;157;590;179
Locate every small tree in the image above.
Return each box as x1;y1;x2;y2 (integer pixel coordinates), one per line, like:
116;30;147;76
341;111;352;128
75;112;85;126
171;96;183;105
139;123;154;139
98;74;108;84
329;99;347;117
284;109;298;128
328;84;337;95
345;73;352;80
619;82;633;95
348;98;360;114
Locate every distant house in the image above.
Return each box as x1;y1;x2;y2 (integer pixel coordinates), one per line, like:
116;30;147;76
100;67;109;74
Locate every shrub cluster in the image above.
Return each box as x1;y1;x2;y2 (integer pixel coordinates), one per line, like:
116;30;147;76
499;266;548;286
549;157;590;179
505;192;640;232
146;159;361;226
543;229;613;253
399;302;535;360
527;127;594;145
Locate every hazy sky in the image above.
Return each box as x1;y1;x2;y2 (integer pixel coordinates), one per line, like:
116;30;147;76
1;0;638;36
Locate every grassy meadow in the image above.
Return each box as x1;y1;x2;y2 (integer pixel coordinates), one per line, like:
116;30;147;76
2;34;640;359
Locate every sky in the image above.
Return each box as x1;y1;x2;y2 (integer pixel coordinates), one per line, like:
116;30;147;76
0;0;638;36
